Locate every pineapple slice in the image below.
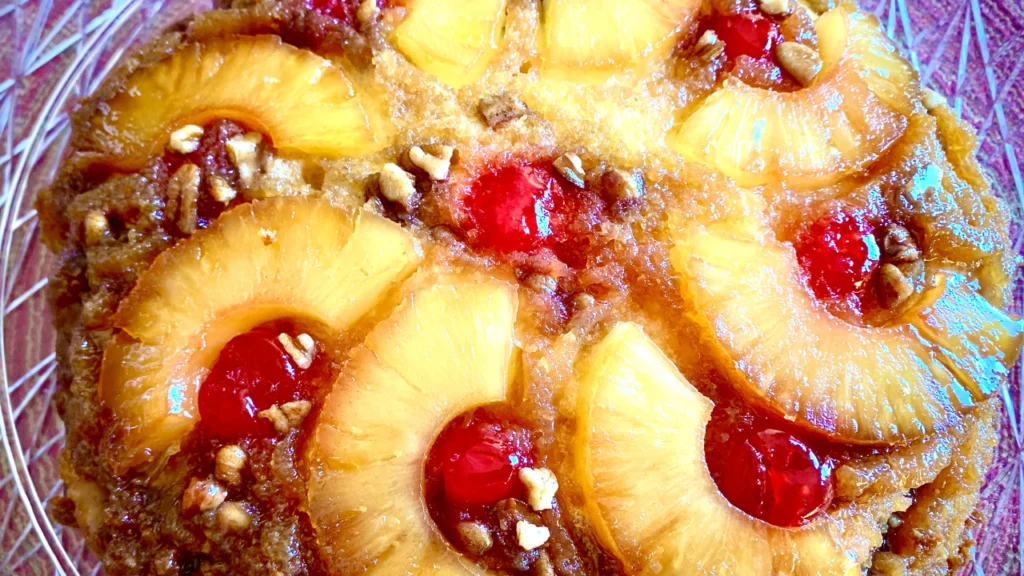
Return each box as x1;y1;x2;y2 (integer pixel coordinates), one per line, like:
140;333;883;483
391;0;507;87
574;323;901;575
82;35;386;171
100;198;421;469
670;216;1022;444
668;5;916;188
306;275;518;574
540;0;699;76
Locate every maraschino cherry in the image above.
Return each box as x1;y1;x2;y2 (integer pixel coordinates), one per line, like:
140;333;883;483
460;161;601;267
710;426;834;527
795;210;881;300
198;327;315;439
426;408;534;507
708;10;784;62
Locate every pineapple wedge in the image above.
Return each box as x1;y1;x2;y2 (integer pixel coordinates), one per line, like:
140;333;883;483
391;0;507;87
306;275;517;574
541;0;699;76
82;35;386;170
670;216;1022;444
100;198;421;469
575;323;902;575
668;5;916;188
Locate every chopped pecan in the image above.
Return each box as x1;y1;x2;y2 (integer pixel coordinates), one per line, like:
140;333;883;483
479;91;529;128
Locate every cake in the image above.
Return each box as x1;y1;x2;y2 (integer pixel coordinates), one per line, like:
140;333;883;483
36;0;1022;574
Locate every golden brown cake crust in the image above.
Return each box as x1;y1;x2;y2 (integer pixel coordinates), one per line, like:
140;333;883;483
39;1;1016;575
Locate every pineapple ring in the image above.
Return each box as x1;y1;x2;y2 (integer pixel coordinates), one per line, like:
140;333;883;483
391;0;509;87
305;274;518;574
574;323;908;575
669;214;1023;444
540;0;700;78
80;35;387;171
99;198;421;469
668;4;918;189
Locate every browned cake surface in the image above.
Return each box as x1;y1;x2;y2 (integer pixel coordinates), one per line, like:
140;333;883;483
39;0;1018;574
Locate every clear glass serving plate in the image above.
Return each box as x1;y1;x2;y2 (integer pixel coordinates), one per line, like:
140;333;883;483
0;0;1020;574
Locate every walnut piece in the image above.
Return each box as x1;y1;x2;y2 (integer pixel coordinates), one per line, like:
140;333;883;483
693;30;724;62
215;445;247;486
598;168;644;204
257;400;312;434
922;88;946;111
83;211;109;245
775;41;822;86
277;332;315;369
405;145;455;181
168;163;201;234
168;124;203;154
877;263;914;310
552;153;585;188
456;521;494;556
378;163;417;209
215;502;252;532
209;174;237;204
535;551;555;576
356;0;379;23
759;0;791;15
257;405;290;433
880;224;921;263
226;132;263;190
479;92;529;128
281;400;313;426
182;478;226;513
518;467;559;511
515;520;550;551
803;0;835;13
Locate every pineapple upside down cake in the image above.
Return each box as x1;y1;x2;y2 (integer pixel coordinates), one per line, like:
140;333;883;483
37;0;1022;574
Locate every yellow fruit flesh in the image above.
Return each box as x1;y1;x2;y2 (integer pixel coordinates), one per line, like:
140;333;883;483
670;219;1022;444
83;36;385;171
575;323;770;574
391;0;507;87
100;198;421;469
541;0;699;76
668;6;914;188
306;275;517;574
575;323;892;575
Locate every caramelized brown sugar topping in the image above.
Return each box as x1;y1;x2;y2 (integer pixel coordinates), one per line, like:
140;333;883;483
37;0;1020;575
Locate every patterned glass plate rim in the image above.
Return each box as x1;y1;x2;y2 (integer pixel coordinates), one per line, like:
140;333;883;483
0;0;1021;574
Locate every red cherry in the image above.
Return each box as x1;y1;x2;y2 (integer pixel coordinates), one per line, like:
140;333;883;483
713;428;834;527
795;211;880;300
427;411;534;507
461;162;602;267
305;0;357;22
464;163;564;254
710;11;783;62
198;328;310;439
